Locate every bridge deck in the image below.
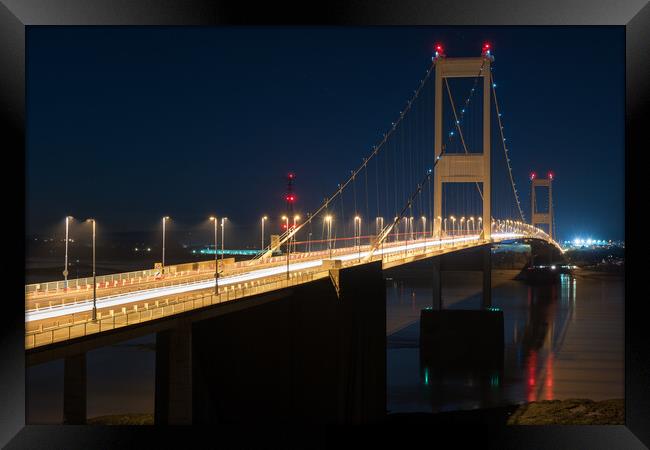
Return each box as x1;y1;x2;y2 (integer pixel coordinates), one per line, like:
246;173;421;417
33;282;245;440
25;231;554;350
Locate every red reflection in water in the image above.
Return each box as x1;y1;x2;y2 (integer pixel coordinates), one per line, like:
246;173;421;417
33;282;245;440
527;350;538;402
544;353;554;400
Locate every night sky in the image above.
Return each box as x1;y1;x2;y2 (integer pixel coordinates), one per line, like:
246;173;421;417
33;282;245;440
27;26;624;242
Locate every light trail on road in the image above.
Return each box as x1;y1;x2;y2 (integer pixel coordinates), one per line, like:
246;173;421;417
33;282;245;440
25;233;524;323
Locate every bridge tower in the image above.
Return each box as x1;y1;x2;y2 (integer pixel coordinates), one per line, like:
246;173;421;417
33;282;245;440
530;171;554;241
432;53;492;241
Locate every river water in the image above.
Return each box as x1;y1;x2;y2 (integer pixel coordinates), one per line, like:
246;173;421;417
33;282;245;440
26;268;624;423
386;269;624;413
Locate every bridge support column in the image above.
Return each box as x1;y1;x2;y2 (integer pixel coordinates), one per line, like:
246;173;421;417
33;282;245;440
155;319;192;425
482;245;492;308
419;244;502;370
63;353;86;424
432;257;442;310
191;261;386;425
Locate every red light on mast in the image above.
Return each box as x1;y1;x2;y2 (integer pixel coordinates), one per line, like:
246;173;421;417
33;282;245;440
482;42;493;57
433;43;445;58
530;172;536;181
548;171;554;180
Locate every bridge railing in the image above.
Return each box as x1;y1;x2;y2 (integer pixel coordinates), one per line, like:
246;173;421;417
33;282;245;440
25;268;331;350
24;259;237;298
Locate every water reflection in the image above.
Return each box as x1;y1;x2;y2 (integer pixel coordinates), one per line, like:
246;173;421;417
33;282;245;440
387;269;623;413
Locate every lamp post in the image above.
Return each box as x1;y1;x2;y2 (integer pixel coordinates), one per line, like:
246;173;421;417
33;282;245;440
325;215;333;259
63;216;73;289
376;217;384;235
354;216;361;260
210;216;218;294
282;216;290;280
220;217;227;267
460;217;465;236
293;215;300;253
261;216;267;251
421;216;426;240
469;216;475;234
161;216;170;268
86;218;97;321
443;218;448;236
450;216;456;237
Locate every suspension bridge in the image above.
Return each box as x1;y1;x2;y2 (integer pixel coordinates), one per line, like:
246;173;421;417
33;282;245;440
24;44;563;424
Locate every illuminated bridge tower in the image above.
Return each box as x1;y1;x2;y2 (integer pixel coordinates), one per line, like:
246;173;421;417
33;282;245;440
433;47;492;241
530;171;554;241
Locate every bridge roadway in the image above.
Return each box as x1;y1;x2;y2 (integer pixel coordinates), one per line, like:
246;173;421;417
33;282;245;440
25;231;536;349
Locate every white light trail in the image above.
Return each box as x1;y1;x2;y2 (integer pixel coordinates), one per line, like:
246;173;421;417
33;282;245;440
25;233;523;323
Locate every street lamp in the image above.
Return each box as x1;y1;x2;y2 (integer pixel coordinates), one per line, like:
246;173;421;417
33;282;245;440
450;216;456;237
261;216;268;250
421;216;426;240
469;216;475;234
63;216;73;289
220;217;228;267
354;216;361;248
85;218;97;321
443;217;448;236
293;215;300;253
354;216;361;259
161;216;170;268
282;216;290;280
460;217;465;236
409;216;414;241
325;215;333;259
209;216;219;294
376;217;384;235
394;217;399;242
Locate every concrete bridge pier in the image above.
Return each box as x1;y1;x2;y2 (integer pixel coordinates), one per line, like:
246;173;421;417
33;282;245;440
482;244;492;308
189;261;386;425
63;353;86;424
432;257;442;310
431;244;492;309
148;261;385;425
422;244;503;369
155;319;193;425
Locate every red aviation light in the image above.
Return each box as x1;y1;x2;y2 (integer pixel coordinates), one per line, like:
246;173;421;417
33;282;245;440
433;43;445;59
548;171;554;180
530;172;536;181
482;42;493;57
285;195;296;202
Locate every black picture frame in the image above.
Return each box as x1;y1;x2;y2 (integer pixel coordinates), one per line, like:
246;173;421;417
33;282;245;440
1;1;647;448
